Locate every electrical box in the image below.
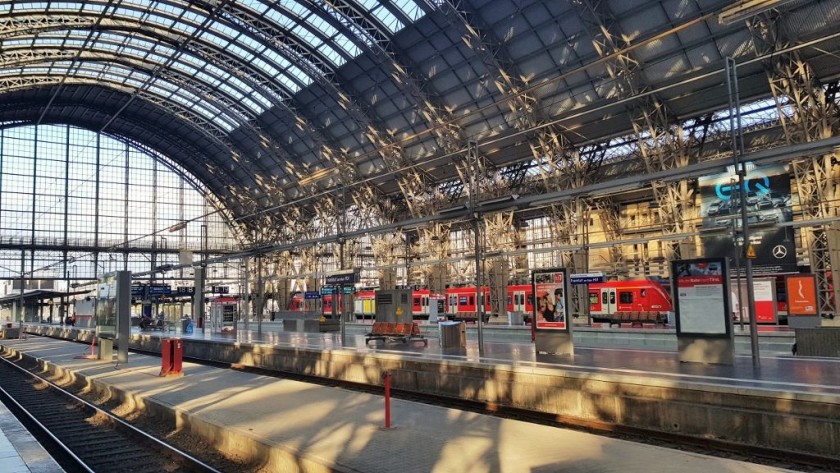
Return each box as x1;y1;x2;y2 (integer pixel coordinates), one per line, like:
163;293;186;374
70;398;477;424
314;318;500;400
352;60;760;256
375;289;413;323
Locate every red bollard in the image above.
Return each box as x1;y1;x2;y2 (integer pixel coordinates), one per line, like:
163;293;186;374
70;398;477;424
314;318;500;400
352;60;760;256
160;338;172;376
171;338;183;375
384;372;391;429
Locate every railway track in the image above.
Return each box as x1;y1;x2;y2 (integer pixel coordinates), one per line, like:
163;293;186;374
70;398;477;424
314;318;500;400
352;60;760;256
0;354;221;473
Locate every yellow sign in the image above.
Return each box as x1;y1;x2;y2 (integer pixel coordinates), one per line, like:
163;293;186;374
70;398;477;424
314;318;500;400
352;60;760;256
395;306;404;318
319;315;326;322
745;243;757;259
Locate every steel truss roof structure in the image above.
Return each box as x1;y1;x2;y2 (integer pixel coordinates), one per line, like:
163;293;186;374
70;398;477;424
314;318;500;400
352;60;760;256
2;0;840;244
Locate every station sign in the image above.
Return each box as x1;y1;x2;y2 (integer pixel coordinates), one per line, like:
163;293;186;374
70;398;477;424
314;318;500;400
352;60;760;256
211;285;229;294
304;291;321;300
176;286;195;295
569;272;605;285
342;286;356;294
131;285;146;298
325;270;359;285
320;287;336;295
148;284;172;296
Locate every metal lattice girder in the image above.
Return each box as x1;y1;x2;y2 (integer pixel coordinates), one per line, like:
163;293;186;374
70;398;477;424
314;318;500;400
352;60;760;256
748;12;840;316
593;199;626;277
573;0;701;254
433;0;537;131
483;212;518;253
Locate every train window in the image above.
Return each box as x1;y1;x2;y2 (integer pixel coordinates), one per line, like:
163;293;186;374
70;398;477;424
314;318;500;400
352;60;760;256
619;292;633;304
610;292;616;304
469;296;475;306
507;295;512;305
413;297;420;306
459;296;468;305
602;292;608;304
589;293;598;305
640;289;647;298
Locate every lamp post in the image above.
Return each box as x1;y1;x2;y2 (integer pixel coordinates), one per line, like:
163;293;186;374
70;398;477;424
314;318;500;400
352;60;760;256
726;57;759;367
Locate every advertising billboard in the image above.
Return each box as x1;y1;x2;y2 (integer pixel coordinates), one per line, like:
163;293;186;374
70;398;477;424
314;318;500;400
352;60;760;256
531;268;568;330
786;274;819;316
672;258;731;337
698;162;795;274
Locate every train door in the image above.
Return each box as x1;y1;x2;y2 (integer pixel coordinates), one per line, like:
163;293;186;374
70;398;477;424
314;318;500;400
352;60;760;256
413;294;429;317
512;290;527;313
600;287;617;315
448;293;458;315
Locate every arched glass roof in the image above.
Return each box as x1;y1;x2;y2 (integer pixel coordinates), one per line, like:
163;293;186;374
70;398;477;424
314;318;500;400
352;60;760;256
2;0;840;239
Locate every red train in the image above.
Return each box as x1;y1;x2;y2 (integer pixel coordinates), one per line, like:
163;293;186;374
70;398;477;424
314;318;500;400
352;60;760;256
288;279;673;322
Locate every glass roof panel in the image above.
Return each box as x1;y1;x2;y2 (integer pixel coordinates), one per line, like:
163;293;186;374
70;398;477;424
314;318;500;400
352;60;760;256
4;0;427;136
356;0;404;33
393;0;425;21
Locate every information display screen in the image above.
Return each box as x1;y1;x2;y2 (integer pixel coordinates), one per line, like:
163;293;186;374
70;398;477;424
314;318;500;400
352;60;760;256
672;258;731;337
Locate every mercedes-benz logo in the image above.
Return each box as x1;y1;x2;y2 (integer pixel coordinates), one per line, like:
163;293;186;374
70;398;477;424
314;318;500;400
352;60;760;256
772;245;788;259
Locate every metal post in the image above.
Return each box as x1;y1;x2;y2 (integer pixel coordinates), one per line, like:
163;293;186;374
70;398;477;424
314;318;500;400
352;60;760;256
469;140;485;356
726;57;759;367
19;251;25;338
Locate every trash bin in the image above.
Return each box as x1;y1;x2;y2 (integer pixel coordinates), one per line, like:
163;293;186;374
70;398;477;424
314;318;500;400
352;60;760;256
439;321;466;348
98;337;113;360
181;317;191;332
508;311;524;326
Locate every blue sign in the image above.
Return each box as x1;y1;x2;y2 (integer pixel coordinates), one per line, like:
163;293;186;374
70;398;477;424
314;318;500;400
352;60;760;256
148;284;171;296
304;291;321;300
131;285;146;297
342;286;356;294
570;273;605;285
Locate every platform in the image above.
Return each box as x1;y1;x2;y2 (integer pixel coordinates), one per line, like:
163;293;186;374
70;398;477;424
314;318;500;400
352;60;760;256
0;396;64;473
0;336;797;472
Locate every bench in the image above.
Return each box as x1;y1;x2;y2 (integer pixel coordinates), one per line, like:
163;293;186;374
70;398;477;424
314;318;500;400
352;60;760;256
365;322;428;346
607;311;668;328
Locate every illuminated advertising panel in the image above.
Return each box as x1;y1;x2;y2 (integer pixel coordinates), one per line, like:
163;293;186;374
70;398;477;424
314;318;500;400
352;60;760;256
532;268;568;331
672;258;731;337
698;162;795;275
786;274;819;316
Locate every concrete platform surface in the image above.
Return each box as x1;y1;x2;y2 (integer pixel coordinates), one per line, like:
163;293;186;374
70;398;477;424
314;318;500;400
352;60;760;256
1;336;793;473
0;397;64;473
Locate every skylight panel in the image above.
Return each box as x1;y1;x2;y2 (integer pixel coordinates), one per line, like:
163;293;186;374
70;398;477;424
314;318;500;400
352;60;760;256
264;7;296;29
275;74;301;93
393;0;425;21
285;63;313;87
356;0;403;33
251;56;282;79
291;24;323;50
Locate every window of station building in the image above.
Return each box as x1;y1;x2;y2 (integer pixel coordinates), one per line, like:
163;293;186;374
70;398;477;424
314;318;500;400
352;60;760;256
619;291;633;304
0;124;239;282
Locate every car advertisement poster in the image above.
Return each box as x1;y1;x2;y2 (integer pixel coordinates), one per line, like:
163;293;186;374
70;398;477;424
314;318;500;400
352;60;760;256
786;274;819;316
532;268;568;330
698;162;795;275
672;258;731;336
